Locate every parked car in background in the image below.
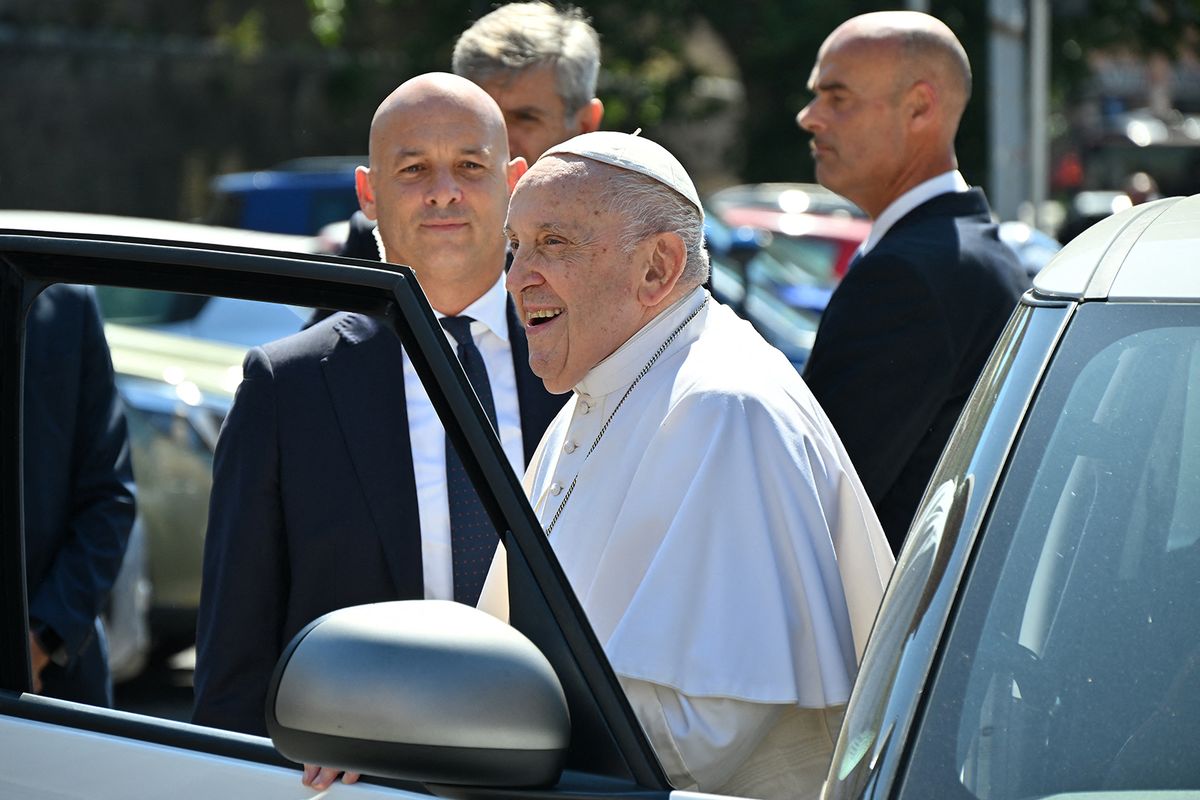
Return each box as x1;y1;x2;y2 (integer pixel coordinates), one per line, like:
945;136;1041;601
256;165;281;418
704;210;820;371
827;194;1200;798
0;211;317;679
205;156;364;236
997;220;1063;280
708;182;870;285
708;181;867;220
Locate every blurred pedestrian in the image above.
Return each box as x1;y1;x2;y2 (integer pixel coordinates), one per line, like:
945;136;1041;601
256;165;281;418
24;283;136;706
797;11;1027;552
193;75;565;749
481;131;894;800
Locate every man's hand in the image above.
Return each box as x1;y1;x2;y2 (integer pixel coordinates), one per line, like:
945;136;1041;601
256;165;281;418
302;764;361;791
28;631;50;694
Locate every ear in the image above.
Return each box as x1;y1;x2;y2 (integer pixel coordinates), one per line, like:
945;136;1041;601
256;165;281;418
506;156;528;194
576;98;604;134
354;166;377;220
636;232;688;308
905;80;937;131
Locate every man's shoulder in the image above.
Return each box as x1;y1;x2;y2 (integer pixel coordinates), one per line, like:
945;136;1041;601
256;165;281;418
865;191;1023;288
258;312;387;365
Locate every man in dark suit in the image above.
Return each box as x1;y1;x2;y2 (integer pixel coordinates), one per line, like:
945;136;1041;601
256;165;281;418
24;283;136;706
193;73;564;741
797;12;1027;553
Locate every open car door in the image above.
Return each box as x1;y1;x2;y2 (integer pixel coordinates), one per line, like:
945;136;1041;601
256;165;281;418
0;230;675;799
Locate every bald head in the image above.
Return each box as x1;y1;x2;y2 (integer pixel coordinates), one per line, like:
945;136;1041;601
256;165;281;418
797;11;970;216
368;72;510;167
355;71;526;315
825;12;971;128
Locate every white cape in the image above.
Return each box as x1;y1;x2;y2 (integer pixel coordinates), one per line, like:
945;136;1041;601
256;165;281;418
480;289;893;708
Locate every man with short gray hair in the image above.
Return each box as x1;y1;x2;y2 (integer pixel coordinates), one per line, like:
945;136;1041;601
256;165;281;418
481;131;894;799
452;1;604;163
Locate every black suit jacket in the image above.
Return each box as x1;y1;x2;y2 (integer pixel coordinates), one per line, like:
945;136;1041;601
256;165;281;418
193;298;564;735
803;189;1027;552
24;284;136;705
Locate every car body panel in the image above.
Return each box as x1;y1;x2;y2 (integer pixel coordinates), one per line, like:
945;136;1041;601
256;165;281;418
1109;193;1200;300
0;708;420;799
1031;197;1177;300
104;323;245;402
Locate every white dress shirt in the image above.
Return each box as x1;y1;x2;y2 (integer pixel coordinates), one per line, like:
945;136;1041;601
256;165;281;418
401;274;524;600
480;287;894;797
860;169;970;256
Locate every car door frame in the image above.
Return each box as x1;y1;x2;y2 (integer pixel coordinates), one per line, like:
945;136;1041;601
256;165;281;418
0;231;669;797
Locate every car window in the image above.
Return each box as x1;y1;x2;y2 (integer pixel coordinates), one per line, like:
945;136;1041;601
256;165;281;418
752;237;840;287
902;302;1200;798
23;283;308;720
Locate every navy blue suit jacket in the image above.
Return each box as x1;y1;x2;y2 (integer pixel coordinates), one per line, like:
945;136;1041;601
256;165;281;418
24;284;136;705
193;299;564;735
803;189;1027;552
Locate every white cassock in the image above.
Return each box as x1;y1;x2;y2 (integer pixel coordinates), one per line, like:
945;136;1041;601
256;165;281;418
479;286;894;799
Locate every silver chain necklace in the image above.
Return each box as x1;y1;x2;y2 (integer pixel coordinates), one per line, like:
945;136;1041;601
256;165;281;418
545;297;708;536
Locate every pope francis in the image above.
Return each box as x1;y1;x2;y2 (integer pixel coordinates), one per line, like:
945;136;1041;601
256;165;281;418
482;131;895;800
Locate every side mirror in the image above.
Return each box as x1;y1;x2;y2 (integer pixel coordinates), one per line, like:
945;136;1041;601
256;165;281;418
266;600;570;787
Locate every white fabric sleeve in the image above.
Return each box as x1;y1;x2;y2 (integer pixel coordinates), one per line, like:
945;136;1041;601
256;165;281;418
618;675;785;792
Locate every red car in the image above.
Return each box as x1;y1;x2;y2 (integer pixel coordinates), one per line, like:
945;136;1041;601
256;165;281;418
709;183;870;282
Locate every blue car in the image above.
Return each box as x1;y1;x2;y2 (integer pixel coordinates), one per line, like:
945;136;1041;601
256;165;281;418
206;156;364;236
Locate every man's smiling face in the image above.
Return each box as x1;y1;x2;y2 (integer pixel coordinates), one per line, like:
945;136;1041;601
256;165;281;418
504;157;652;394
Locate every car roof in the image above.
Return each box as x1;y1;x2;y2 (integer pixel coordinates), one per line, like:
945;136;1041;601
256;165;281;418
718;206;871;243
1032;194;1200;301
0;210;320;253
708;182;867;218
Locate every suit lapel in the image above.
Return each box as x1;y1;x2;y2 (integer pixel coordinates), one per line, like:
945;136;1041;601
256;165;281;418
507;297;566;465
321;314;423;597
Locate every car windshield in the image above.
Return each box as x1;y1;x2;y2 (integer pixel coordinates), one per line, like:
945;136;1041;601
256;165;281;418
903;302;1200;799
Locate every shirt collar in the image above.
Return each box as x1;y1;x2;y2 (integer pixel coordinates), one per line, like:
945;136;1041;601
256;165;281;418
374;228;509;343
575;286;708;398
860;170;969;256
438;273;510;344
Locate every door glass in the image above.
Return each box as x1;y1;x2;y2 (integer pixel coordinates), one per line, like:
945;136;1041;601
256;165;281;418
23;283;312;721
902;303;1200;798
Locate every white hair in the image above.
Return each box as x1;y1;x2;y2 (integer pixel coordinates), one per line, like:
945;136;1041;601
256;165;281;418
601;168;710;286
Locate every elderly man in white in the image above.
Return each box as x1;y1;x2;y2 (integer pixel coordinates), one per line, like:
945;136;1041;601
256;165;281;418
482;131;894;800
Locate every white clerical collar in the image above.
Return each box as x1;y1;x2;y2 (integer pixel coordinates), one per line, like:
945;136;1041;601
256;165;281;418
435;272;510;344
860;170;969;256
576;286;708;398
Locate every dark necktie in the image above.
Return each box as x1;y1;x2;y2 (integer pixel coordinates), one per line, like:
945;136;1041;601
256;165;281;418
440;315;499;606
